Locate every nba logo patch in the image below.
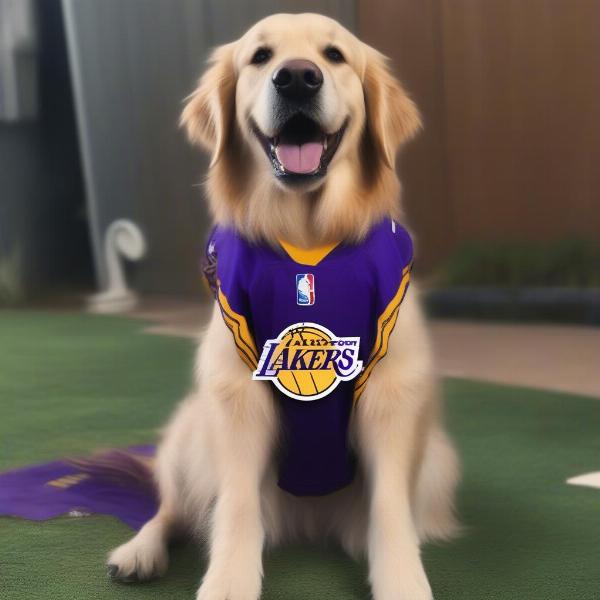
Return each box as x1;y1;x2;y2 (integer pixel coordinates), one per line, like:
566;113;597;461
296;274;315;306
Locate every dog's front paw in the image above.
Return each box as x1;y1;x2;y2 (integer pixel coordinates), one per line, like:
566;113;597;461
196;566;261;600
371;564;433;600
107;533;168;583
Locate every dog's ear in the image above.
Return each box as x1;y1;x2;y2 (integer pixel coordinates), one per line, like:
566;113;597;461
180;43;236;167
363;47;422;169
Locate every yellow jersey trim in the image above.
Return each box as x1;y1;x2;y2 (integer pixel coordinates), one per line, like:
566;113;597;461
278;239;339;266
353;264;412;402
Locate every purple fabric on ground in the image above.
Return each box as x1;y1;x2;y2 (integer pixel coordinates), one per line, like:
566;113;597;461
0;446;157;530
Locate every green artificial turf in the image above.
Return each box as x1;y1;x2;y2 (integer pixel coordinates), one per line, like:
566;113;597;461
1;310;599;599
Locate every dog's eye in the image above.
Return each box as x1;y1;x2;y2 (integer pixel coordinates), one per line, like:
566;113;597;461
324;46;345;64
250;47;272;65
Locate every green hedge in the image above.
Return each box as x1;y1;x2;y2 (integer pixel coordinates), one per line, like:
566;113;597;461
435;239;600;289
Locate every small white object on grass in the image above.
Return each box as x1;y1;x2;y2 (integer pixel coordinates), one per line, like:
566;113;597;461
87;219;147;314
566;472;600;490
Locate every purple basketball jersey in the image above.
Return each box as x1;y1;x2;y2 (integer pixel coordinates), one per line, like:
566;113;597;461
204;219;413;496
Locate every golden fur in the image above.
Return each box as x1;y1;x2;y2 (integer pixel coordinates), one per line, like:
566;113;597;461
108;13;460;600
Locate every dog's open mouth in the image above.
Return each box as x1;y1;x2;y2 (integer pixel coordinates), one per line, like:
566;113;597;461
252;114;347;183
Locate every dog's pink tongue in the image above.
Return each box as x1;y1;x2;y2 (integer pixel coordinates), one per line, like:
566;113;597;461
276;143;323;174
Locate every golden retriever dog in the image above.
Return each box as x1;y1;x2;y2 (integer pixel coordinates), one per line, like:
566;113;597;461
107;13;459;600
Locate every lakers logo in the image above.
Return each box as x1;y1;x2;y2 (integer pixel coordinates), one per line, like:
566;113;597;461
253;322;362;401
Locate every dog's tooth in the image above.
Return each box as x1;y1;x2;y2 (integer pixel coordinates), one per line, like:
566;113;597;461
323;138;328;150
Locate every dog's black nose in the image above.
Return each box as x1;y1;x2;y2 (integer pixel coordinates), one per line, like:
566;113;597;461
272;59;323;101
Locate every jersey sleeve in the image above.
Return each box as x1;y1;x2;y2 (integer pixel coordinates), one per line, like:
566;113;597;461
353;220;413;401
202;227;259;371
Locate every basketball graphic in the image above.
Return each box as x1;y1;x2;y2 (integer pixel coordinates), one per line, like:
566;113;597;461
253;322;362;401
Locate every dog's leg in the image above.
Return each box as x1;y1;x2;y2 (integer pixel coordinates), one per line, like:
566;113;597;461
196;309;277;600
196;383;275;600
355;293;437;600
356;396;432;600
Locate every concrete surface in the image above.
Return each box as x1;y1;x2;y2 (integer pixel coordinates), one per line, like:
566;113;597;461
129;299;600;399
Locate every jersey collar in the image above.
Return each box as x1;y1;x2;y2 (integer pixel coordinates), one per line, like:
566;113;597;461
278;239;340;266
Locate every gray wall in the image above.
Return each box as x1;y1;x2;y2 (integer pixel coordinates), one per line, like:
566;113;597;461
0;0;90;301
63;0;356;297
0;124;45;297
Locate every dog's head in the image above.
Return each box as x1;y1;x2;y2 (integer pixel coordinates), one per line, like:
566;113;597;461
181;13;421;244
